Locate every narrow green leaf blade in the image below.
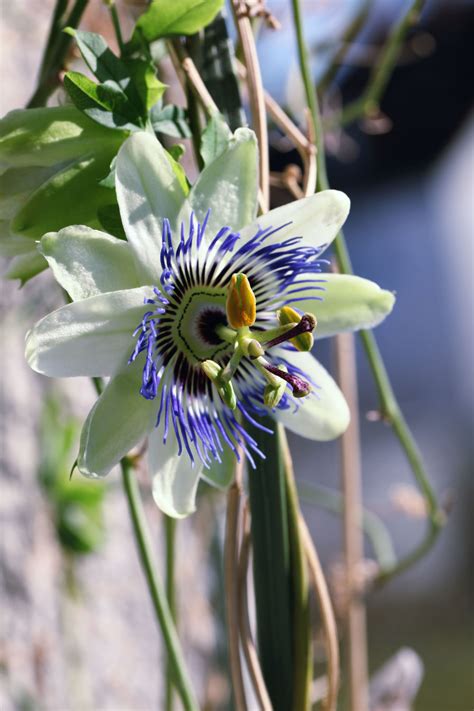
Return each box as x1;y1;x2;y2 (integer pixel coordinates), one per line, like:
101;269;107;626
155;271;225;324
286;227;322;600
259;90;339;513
247;418;293;711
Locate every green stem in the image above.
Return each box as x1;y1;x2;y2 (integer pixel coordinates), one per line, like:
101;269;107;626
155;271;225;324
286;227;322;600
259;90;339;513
333;0;427;127
290;0;444;582
297;482;396;570
247;418;293;711
317;0;372;94
108;1;125;56
27;0;89;108
37;0;69;82
165;515;177;711
121;460;199;711
91;377;195;708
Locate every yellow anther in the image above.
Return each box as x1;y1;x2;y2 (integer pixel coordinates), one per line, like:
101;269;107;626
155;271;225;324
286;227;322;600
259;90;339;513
277;306;316;352
226;273;257;329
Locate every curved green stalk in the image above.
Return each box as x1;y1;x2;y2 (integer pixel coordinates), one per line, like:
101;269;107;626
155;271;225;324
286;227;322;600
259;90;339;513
297;482;396;570
328;0;427;127
107;0;125;56
121;461;199;711
290;0;444;582
165;515;177;711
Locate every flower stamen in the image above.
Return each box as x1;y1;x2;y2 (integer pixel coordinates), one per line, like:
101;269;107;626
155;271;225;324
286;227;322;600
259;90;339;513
261;362;312;398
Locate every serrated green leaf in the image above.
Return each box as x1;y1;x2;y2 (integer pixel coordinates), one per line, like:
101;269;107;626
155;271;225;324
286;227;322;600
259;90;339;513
200;112;231;166
150;104;191;138
64;71;139;131
131;0;224;46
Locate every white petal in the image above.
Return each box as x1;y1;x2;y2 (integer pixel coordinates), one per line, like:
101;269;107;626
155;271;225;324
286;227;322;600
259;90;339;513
239;190;350;254
186;127;258;236
273;350;350;440
149;430;203;518
40;226;140;300
288;273;395;339
116;131;188;283
78;357;157;478
201;444;236;490
26;287;152;377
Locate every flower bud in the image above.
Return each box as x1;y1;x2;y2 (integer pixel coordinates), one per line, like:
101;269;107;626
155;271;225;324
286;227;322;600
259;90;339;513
226;273;257;329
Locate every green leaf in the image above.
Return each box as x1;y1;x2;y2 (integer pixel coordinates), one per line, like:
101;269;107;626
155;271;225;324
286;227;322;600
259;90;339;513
247;418;294;711
11;149;122;239
127;58;166;111
200;113;231;166
165;149;189;196
68;29;141;104
0;106;126;168
151;104;192;138
167;143;185;161
131;0;224;46
64;71;139;131
4;251;47;284
97;203;127;241
98;155;117;189
67;29;154;122
0;232;36;257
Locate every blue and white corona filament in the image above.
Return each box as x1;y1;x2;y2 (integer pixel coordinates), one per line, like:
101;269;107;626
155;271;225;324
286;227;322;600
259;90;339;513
26;129;395;517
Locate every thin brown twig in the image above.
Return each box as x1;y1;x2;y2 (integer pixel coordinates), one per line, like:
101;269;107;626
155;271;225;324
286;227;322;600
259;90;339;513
237;59;317;196
169;41;219;117
224;456;246;711
299;517;340;711
334;326;369;711
231;2;270;209
270;166;304;200
237;504;273;711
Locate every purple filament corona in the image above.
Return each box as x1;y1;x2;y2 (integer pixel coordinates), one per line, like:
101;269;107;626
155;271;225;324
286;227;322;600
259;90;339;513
129;211;326;468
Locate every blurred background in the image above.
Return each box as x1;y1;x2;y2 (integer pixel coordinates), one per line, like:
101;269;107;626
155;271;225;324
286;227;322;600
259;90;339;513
1;1;473;709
